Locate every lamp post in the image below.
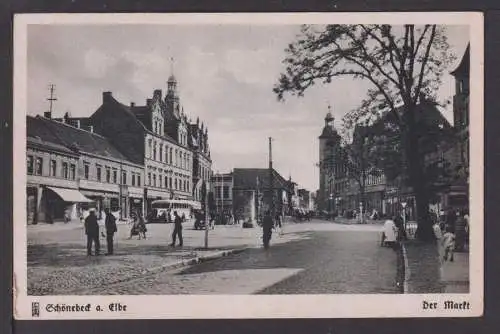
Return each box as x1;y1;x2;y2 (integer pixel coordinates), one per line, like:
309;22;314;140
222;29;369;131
329;193;333;220
401;201;407;236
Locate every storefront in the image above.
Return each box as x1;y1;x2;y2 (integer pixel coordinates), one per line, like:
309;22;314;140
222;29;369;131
43;186;94;223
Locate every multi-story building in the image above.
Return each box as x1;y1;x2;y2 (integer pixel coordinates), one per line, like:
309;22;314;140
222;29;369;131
85;74;211;214
27;115;144;223
211;172;233;218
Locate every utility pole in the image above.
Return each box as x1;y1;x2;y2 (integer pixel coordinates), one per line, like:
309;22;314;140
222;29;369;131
47;84;57;115
269;137;274;219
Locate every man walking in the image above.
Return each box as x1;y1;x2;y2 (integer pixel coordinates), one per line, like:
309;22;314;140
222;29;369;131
170;211;183;247
104;208;117;255
262;210;273;250
85;209;100;256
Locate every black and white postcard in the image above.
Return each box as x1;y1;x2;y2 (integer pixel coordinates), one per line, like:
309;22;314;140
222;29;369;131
13;12;483;319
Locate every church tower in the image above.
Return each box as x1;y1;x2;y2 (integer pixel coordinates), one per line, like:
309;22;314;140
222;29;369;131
318;105;341;212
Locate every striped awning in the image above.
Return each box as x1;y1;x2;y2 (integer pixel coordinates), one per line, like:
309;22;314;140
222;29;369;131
46;187;94;203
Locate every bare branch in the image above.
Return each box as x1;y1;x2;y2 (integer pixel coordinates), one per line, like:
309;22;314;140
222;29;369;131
413;25;437;104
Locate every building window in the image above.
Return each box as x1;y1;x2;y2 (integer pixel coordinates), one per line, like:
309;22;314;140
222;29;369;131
27;155;34;175
84;163;89;179
35;157;43;175
137;175;141;187
223;186;229;199
132;173;136;186
153;143;157;161
159;175;163;188
174;178;178;190
165;147;168;164
153;174;157;187
169;148;173;164
113;170;117;183
50;160;57;177
174;149;178;166
169;177;172;189
62;162;69;179
148;139;152;158
96;165;102;181
159;145;163;162
164;175;168;188
187;181;190;192
70;164;76;180
122;171;127;185
106;167;111;183
148;172;151;186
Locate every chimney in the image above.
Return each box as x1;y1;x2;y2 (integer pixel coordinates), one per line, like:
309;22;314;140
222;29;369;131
89;125;94;133
130;102;135;107
43;111;52;119
153;89;162;100
103;91;112;104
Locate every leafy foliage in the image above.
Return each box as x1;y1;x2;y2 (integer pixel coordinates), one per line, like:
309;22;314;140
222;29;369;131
274;24;456;241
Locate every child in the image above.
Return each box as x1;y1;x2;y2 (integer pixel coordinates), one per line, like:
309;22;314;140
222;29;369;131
442;226;456;262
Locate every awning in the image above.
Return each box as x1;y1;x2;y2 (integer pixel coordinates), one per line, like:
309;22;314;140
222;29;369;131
46;187;94;203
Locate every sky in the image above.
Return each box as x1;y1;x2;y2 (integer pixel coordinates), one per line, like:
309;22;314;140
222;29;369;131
27;24;469;192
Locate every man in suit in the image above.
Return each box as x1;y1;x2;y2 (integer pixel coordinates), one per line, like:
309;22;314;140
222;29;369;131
104;208;117;255
85;209;100;256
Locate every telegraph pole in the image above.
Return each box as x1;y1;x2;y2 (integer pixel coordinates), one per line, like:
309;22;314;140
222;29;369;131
47;84;57;115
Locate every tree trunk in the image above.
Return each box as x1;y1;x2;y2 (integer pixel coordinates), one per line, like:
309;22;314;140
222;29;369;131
404;106;435;242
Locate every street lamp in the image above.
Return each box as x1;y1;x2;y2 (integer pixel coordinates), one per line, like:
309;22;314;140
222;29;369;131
401;201;407;237
329;193;333;220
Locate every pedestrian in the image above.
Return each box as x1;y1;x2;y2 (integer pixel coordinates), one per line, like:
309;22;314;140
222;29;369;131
170;211;183;247
137;213;147;239
454;211;467;252
381;217;398;249
275;213;283;235
442;225;456;262
104;208;117;255
84;209;100;256
394;214;406;241
262;210;273;249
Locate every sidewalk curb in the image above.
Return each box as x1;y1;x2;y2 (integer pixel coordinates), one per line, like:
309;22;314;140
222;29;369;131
143;247;248;275
402;243;410;294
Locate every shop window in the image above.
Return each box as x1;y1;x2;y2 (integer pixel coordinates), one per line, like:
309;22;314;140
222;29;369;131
35;157;43;175
50;160;57;177
27;155;34;175
62;162;69;179
70;164;76;180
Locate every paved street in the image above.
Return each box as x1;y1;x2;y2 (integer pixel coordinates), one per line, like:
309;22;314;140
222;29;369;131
27;219;395;295
60;221;400;295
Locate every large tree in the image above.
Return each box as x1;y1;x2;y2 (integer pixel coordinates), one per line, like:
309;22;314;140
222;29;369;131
274;24;455;241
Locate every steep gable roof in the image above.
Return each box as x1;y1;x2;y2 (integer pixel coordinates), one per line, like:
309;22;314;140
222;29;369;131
35;115;130;161
27;116;77;155
451;44;470;77
233;168;288;190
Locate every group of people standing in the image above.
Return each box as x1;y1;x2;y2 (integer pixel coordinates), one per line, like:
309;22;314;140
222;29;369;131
84;209;185;256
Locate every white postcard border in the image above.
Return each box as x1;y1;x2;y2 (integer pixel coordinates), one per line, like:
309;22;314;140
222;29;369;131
13;12;484;319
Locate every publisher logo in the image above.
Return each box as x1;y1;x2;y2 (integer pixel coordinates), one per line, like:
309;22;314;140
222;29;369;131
32;302;40;317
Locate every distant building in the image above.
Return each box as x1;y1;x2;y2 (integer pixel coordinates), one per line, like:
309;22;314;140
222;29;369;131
317;106;346;213
211;172;233;218
231;168;288;223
